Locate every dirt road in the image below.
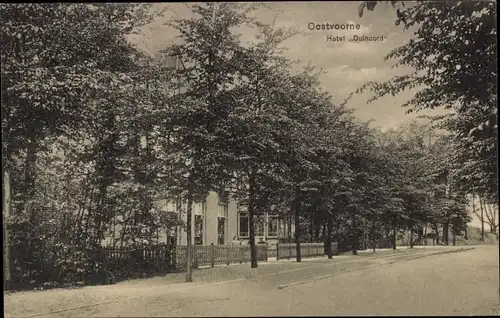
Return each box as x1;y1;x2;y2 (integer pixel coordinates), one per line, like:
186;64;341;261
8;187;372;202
5;245;499;317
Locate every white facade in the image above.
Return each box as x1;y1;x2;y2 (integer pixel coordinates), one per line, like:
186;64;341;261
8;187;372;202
103;191;293;247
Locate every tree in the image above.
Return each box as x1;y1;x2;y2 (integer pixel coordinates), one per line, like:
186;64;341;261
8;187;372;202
274;66;338;261
358;0;495;116
308;104;355;257
1;3;165;287
472;194;498;236
163;2;260;279
373;128;406;249
357;0;497;202
483;199;498;234
226;19;298;268
372;121;472;248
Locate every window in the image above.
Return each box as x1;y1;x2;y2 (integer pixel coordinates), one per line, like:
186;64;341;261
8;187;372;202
166;211;178;223
217;217;226;245
219;191;229;204
278;218;289;238
218;202;228;218
194;201;206;216
218;203;228;245
194;215;203;245
167;230;177;245
238;212;266;237
254;218;264;237
165;211;178;245
239;212;249;237
268;216;279;237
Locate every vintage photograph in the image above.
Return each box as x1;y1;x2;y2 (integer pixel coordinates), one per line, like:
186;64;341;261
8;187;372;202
2;1;498;316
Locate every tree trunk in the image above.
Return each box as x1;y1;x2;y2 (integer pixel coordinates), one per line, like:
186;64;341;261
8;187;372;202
409;226;414;248
478;196;485;242
327;212;333;259
294;185;302;262
248;173;258;268
452;224;456;246
185;180;194;282
3;169;11;287
315;220;321;243
176;198;183;245
351;214;358;255
95;183;109;246
385;226;390;245
485;201;497;234
392;222;397;250
309;213;313;243
362;218;367;250
82;186;95;246
24;140;37;199
464;224;468;240
371;220;376;253
336;216;340;236
423;225;428;245
417;225;423;244
351;234;358;255
2;110;13;288
435;227;440;245
443;222;449;245
322;223;326;245
335;217;340;250
24;140;37;273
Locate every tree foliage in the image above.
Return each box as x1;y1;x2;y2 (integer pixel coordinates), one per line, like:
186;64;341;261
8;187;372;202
357;0;497;208
2;2;485;290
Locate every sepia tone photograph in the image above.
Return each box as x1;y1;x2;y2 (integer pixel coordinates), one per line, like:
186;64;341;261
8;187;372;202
2;1;498;317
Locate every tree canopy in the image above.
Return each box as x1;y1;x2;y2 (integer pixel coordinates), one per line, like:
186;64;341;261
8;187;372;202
2;2;486;290
357;0;497;202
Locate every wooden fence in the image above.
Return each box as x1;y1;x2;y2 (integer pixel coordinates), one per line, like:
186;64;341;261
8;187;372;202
102;245;177;279
103;244;269;276
276;242;338;260
101;241;358;279
363;238;393;250
268;246;277;258
175;244;268;269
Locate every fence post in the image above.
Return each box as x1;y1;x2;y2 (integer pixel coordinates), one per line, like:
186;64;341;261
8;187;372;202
239;246;243;264
227;245;231;266
265;243;268;262
211;243;215;268
276;243;280;261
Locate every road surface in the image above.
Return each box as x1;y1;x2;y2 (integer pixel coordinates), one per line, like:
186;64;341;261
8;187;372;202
5;245;500;317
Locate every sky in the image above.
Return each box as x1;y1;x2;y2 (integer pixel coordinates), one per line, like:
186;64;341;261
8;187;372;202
128;2;488;228
129;1;445;130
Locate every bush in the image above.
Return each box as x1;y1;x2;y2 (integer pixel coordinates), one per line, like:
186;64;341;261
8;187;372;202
7;240;116;291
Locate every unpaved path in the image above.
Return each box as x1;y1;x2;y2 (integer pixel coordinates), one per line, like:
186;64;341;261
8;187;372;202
5;246;496;317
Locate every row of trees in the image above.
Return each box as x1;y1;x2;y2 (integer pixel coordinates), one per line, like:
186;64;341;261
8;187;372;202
358;0;498;240
1;2;495;288
358;0;497;220
1;3;177;288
